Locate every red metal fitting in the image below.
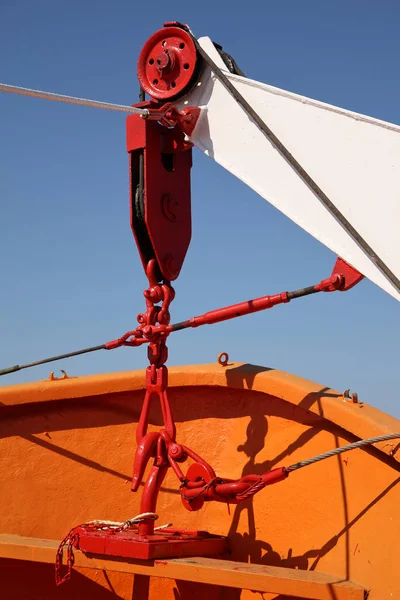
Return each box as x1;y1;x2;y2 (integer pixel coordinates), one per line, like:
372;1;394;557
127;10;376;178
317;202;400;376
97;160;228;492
315;257;364;293
163;21;191;30
315;273;343;293
260;467;288;485
131;431;159;492
137;26;198;100
189;291;289;327
162;105;201;137
168;443;185;460
104;329;144;350
156;48;176;75
145;364;168;392
180;464;289;511
330;257;364;291
104;338;125;350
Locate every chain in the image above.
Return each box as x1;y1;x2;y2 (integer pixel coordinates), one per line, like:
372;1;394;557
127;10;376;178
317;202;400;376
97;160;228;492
139;259;175;372
136;259;175;437
131;259;178;476
55;259;175;587
55;529;80;586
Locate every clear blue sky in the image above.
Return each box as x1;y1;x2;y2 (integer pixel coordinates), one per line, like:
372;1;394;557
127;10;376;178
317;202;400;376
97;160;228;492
1;1;399;416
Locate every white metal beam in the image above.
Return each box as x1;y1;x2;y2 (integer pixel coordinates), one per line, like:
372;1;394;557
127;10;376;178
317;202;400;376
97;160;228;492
177;38;400;301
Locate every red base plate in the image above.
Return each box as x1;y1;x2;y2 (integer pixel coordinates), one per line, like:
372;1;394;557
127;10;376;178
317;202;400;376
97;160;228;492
75;527;227;561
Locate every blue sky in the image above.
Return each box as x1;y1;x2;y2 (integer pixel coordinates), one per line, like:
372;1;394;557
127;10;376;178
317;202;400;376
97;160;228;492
1;1;399;416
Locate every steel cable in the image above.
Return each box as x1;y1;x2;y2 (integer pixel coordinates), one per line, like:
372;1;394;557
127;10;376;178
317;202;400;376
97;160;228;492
287;432;400;472
0;83;148;116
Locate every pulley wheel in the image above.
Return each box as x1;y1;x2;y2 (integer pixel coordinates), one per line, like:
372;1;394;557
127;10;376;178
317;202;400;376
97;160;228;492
137;26;199;101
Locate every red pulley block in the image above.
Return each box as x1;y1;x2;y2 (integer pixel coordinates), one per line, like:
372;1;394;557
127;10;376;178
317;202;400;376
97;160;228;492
137;26;198;100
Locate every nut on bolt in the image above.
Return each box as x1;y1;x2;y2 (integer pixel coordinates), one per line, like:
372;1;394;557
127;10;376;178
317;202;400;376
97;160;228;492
142;325;153;337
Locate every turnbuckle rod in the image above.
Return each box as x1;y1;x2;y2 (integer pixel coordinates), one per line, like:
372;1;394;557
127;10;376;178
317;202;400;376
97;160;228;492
169;272;342;332
0;270;345;376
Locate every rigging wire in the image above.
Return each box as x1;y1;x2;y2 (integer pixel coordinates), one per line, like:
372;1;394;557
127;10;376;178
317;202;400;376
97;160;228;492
0;278;333;377
0;83;149;116
0;345;106;376
287;432;400;471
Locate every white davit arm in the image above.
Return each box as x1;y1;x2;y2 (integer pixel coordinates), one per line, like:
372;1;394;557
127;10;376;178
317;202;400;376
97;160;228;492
175;37;400;302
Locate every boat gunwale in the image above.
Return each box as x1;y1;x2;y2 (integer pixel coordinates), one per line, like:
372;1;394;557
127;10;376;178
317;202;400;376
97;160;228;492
0;362;399;464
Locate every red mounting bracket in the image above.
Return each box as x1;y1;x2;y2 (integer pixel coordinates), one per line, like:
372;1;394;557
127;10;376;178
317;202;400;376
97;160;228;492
331;257;364;291
75;525;227;561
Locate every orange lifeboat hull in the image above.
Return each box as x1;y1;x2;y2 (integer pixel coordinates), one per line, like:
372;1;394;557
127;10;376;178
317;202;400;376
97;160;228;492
0;362;398;599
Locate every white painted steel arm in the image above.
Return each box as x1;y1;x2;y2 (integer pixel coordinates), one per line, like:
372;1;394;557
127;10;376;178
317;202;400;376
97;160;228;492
175;38;400;301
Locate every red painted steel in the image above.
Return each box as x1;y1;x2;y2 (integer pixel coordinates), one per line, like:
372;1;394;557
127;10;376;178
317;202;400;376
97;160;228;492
105;263;364;351
126;103;193;281
56;26;367;592
137;26;198;100
77;254;296;571
179;292;291;327
75;527;227;560
331;257;364;291
180;464;289;511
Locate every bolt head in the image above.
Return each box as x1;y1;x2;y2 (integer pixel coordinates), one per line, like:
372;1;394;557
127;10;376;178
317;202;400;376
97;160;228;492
169;443;184;459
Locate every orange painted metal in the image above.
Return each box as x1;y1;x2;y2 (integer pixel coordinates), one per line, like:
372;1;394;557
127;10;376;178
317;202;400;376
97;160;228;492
0;361;399;599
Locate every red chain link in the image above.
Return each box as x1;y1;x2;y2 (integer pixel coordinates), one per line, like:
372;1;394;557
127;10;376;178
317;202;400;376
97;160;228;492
140;260;174;371
55;528;80;586
104;260;174;352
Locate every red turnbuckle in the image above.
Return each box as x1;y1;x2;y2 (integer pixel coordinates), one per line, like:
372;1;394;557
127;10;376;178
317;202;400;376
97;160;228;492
105;257;364;350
